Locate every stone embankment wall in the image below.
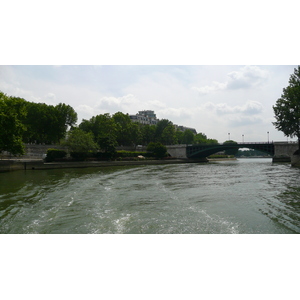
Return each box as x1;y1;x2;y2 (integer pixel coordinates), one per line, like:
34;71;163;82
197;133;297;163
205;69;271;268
23;144;67;159
273;142;298;162
166;145;187;158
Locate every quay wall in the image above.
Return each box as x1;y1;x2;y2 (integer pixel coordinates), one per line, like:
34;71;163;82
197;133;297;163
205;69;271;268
273;142;298;162
166;145;187;158
0;159;206;173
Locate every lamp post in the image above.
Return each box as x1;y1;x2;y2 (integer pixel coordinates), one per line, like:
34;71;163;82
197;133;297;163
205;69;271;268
267;131;269;143
228;133;230;141
242;134;244;143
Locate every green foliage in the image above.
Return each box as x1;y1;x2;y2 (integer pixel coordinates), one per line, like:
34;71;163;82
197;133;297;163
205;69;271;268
273;66;300;150
22;102;77;144
63;128;98;154
140;124;156;145
45;149;67;162
0;92;27;155
155;119;177;144
112;112;141;146
181;129;194;144
161;124;178;145
194;132;218;145
146;142;167;158
79;113;117;156
223;140;239;156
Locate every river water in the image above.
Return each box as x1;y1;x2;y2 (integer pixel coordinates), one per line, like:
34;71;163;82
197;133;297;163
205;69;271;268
1;158;300;234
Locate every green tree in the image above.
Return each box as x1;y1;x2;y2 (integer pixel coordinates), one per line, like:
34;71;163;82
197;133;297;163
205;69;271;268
194;133;218;145
273;66;300;152
0;92;27;155
194;132;208;144
223;140;239;156
79;113;117;157
63;128;98;160
22;101;77;144
155;119;172;142
146;142;167;158
161;124;177;145
55;103;78;132
181;129;194;144
140;124;156;145
176;129;184;144
112;112;140;146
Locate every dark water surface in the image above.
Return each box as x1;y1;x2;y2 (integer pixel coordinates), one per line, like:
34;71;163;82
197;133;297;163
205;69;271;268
1;158;300;233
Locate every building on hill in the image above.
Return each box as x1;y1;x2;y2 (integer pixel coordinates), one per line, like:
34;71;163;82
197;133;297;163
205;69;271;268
129;110;197;133
129;110;158;125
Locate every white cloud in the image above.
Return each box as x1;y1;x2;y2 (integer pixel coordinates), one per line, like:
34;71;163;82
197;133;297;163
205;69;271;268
192;81;227;95
227;65;269;89
192;66;270;95
44;92;57;104
158;107;194;120
204;100;264;115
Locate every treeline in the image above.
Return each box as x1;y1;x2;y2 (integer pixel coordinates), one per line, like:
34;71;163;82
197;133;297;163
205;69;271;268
0;91;77;155
0;91;218;157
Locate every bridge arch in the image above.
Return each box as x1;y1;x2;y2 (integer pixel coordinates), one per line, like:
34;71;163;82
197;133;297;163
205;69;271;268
186;143;274;159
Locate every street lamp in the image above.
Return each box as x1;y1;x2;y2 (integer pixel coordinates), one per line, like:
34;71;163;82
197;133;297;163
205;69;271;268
228;133;230;141
242;134;244;143
267;131;269;143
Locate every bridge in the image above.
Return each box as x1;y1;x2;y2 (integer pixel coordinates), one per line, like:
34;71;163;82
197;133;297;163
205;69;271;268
186;142;274;158
166;142;299;162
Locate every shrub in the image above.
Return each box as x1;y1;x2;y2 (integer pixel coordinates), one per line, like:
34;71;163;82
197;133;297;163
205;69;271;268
70;151;89;161
146;142;167;159
45;149;67;162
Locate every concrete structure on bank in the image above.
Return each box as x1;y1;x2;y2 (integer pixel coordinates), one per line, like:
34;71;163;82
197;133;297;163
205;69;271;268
273;142;298;162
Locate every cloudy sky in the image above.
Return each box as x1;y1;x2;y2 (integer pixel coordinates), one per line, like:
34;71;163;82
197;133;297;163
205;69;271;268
0;65;297;143
1;1;298;144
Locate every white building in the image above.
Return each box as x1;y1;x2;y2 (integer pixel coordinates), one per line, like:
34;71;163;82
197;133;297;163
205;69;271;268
129;110;159;125
129;110;197;134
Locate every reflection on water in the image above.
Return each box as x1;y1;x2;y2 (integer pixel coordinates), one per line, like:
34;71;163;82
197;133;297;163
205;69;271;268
0;159;299;233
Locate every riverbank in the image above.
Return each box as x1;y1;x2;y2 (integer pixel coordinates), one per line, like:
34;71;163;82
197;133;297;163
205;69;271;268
0;158;209;172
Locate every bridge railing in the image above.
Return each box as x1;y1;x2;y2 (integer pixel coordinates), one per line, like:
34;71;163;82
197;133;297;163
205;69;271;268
186;142;275;146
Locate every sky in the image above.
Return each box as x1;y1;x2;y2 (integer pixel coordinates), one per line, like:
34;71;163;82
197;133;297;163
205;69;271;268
1;1;299;144
0;65;297;143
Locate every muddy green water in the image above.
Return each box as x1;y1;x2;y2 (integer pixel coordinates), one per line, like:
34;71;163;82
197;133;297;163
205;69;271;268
1;158;299;233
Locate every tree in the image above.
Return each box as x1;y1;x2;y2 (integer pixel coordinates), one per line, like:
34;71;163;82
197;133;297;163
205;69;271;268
140;124;156;145
223;140;239;156
176;129;183;144
194;132;218;145
112;112;140;146
160;124;177;145
194;133;208;144
0;92;27;155
79;113;117;157
181;129;194;144
155;119;172;142
273;66;300;152
55;103;78;132
63;128;98;160
146;142;167;158
23;101;77;144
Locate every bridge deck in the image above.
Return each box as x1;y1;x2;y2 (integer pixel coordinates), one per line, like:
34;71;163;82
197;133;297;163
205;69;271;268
186;142;275;158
